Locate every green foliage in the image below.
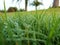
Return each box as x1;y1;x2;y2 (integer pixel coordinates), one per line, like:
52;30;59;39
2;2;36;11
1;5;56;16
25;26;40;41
19;9;25;12
0;10;60;45
1;0;60;45
31;0;43;7
31;0;43;14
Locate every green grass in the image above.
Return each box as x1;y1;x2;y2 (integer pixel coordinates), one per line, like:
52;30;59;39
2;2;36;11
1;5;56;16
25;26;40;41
0;8;60;45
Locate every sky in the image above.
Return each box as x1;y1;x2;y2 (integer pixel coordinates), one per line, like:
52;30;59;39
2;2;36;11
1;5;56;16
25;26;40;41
0;0;60;11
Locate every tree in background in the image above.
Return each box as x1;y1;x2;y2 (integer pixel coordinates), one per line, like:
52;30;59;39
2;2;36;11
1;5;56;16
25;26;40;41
53;0;59;7
13;0;28;11
31;0;43;14
25;0;28;11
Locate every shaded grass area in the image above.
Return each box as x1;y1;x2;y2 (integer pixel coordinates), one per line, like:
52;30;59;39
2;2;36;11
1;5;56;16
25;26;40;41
0;8;60;45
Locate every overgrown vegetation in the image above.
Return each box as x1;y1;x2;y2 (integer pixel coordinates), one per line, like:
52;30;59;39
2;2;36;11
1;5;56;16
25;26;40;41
0;0;60;45
0;9;60;45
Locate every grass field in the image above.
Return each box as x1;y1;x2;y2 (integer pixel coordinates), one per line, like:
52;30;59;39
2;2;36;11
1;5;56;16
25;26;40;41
0;8;60;45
